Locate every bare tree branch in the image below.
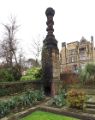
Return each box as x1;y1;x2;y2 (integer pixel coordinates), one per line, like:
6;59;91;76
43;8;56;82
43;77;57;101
29;35;44;66
0;16;20;67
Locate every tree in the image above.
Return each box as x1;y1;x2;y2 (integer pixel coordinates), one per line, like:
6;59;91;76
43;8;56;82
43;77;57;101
0;16;22;81
18;49;26;70
30;35;43;66
0;16;19;67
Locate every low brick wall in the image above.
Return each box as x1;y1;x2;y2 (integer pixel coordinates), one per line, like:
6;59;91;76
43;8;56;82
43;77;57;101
0;80;42;96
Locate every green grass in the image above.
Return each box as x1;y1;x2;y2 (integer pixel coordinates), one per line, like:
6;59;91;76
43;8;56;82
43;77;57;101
20;110;80;120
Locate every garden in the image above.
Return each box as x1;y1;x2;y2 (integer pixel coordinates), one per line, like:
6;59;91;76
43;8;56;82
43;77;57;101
0;6;95;120
0;64;95;120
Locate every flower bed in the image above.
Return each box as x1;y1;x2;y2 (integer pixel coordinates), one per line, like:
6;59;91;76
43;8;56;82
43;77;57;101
0;90;45;118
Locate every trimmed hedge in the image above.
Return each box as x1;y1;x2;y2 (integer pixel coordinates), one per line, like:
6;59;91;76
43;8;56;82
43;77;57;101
0;81;42;97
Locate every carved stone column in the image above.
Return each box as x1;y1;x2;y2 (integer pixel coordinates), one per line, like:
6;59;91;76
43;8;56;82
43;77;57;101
42;7;60;96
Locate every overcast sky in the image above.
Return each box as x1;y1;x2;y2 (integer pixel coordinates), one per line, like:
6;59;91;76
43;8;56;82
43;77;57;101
0;0;95;59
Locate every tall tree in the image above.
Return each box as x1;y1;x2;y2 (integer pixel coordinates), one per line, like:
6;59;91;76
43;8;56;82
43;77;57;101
0;16;19;67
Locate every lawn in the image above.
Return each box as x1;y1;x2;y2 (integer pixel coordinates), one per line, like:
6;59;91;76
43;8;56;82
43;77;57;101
20;110;80;120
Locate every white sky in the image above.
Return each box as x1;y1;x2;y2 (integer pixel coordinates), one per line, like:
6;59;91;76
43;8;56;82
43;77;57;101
0;0;95;59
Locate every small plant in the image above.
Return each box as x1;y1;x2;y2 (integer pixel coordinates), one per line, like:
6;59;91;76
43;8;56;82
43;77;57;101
67;89;86;109
47;89;66;107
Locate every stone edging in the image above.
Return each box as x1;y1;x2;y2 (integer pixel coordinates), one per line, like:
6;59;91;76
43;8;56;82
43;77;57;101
39;106;95;120
4;105;95;120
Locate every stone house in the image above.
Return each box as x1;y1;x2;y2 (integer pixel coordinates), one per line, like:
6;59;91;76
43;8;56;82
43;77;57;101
60;36;95;73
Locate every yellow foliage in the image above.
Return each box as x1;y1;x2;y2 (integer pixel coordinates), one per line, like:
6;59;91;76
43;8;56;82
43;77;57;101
67;89;86;109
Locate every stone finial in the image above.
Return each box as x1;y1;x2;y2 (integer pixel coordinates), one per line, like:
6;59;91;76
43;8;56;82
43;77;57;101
45;7;55;36
45;7;55;17
44;7;57;48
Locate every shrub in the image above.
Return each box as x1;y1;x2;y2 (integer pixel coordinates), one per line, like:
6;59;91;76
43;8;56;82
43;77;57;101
78;63;95;85
12;64;22;81
0;64;22;82
21;67;42;81
0;88;10;97
34;90;45;101
0;101;10;118
0;68;14;82
67;89;86;109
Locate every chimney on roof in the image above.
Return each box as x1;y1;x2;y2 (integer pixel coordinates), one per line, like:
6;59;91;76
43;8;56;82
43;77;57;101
91;36;94;60
91;36;94;42
91;36;94;46
62;42;66;47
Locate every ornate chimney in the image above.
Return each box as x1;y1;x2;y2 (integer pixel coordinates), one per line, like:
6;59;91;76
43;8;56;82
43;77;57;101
43;7;58;49
42;7;60;96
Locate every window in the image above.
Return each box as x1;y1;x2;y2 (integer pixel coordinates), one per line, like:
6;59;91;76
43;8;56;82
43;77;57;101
69;56;77;63
69;49;77;55
79;55;86;60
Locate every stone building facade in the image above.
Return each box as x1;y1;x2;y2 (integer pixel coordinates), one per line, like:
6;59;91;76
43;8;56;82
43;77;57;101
60;36;95;73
